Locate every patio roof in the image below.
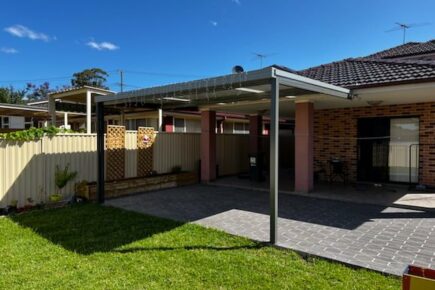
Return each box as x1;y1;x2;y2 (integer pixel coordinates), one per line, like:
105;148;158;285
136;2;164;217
95;66;351;108
94;66;351;245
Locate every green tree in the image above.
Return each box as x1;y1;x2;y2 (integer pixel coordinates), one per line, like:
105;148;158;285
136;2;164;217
25;82;52;102
0;86;27;104
71;68;109;89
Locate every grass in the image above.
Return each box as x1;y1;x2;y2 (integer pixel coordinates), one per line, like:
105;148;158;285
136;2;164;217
0;204;400;290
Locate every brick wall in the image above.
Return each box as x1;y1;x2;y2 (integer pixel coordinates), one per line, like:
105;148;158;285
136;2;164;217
314;102;435;186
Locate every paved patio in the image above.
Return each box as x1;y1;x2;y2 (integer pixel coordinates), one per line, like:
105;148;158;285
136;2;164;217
212;175;435;210
106;184;435;276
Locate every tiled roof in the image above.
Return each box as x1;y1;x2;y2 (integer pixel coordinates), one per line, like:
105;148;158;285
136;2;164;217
364;40;435;59
296;40;435;89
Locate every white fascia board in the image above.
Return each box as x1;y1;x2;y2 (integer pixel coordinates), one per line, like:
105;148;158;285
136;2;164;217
273;68;351;99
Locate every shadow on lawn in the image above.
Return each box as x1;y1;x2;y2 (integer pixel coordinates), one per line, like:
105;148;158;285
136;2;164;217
9;203;191;255
112;244;264;254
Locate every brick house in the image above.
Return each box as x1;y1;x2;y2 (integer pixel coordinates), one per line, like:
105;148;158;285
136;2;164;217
297;40;435;187
95;39;435;195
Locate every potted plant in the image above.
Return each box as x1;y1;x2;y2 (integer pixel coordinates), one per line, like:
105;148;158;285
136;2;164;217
50;164;77;202
74;180;89;201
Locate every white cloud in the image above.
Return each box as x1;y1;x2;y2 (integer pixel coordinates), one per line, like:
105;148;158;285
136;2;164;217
1;47;18;54
232;0;241;5
4;25;53;42
86;41;119;51
210;21;218;27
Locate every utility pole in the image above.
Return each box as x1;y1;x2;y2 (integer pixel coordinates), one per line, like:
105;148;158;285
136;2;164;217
118;69;124;92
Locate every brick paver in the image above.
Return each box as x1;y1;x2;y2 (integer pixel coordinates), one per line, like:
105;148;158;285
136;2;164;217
106;185;435;276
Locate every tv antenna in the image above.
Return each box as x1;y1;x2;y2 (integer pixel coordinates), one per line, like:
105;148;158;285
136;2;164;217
386;22;431;44
252;52;277;68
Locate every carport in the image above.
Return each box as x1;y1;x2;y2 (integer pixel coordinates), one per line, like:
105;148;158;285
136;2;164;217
95;66;351;244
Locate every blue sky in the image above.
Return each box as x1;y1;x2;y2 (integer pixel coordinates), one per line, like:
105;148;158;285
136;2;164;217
0;0;434;92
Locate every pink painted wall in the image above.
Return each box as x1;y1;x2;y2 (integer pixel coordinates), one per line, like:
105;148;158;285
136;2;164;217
295;101;314;192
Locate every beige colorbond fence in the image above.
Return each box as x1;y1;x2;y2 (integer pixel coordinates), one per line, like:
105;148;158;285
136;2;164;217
0;134;98;208
0;132;251;207
217;134;250;176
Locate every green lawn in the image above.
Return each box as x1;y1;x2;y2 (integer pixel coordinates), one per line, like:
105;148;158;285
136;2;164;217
0;204;400;290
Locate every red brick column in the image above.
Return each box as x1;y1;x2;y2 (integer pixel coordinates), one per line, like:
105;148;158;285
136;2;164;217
295;101;314;192
249;115;263;155
201;110;216;182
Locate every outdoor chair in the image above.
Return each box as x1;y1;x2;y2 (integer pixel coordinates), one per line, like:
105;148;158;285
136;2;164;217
328;158;347;184
314;160;327;182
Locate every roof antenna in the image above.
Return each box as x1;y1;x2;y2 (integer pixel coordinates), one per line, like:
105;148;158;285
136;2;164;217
252;52;277;68
385;22;431;44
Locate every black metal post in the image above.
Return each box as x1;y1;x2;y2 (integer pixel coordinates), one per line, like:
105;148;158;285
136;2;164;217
96;102;105;203
269;77;279;244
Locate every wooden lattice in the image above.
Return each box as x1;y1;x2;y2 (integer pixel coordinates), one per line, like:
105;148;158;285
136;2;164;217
106;125;125;181
137;127;156;177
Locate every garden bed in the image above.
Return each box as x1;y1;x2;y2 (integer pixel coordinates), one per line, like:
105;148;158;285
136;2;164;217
84;171;198;200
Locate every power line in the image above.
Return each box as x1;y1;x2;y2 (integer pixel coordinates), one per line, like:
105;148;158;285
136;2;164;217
0;69;206;85
107;82;142;89
0;70;119;84
123;70;207;79
0;75;72;84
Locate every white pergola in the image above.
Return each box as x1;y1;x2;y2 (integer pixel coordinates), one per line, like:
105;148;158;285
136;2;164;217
95;66;350;244
48;86;113;133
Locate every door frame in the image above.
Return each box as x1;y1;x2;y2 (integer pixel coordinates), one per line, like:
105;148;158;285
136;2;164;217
356;115;420;184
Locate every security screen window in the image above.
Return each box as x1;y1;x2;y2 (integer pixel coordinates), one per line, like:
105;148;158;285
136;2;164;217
174;118;186;132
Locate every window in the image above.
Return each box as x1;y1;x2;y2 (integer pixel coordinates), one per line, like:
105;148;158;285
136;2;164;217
223;122;233;133
24;117;33;129
125;118;158;131
185;119;201;133
174;118;186;132
136;119;147;128
1;116;9;129
125;119;136;130
233;122;249;134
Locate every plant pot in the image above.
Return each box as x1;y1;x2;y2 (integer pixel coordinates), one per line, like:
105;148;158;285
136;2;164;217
49;194;62;202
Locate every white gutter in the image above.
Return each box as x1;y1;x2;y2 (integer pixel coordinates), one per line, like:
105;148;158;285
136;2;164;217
273;68;351;99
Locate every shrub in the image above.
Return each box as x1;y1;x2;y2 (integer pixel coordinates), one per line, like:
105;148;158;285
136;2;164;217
55;164;78;195
0;126;76;141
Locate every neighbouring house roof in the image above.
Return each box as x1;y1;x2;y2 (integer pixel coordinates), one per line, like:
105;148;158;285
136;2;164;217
48;85;114;97
364;40;435;59
0;103;48;112
297;58;435;89
0;102;86;117
296;39;435;89
26;86;114;106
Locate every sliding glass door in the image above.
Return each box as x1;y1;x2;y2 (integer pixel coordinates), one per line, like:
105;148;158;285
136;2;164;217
358;117;419;184
388;118;419;183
